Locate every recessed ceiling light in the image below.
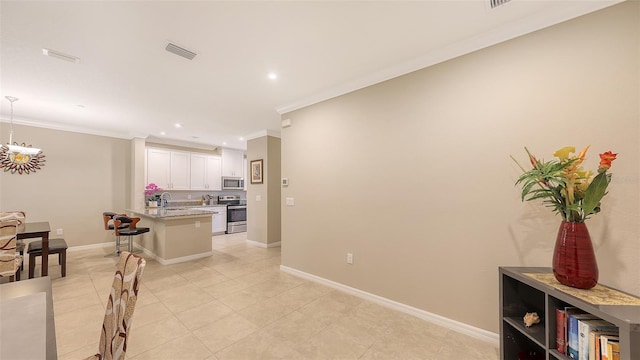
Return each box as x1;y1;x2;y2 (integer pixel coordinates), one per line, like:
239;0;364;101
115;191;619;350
76;104;85;108
267;72;277;80
239;137;244;141
160;131;166;136
175;123;182;128
222;142;227;145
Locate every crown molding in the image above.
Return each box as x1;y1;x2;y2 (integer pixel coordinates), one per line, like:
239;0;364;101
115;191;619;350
0;115;138;140
245;129;281;141
145;135;219;152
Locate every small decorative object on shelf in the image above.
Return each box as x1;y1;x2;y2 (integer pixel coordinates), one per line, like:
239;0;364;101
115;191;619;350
144;183;162;207
523;312;540;327
512;146;617;289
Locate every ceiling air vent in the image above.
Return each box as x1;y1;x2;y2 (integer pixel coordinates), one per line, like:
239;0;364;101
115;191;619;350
42;48;80;63
490;0;512;9
165;42;197;60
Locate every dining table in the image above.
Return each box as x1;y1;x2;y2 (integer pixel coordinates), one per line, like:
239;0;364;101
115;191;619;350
17;221;51;277
0;276;57;359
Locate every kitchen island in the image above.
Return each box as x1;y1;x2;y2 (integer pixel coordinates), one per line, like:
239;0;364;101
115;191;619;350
126;207;216;265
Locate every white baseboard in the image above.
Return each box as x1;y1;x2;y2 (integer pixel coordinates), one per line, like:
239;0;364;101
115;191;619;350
280;265;499;346
68;242;116;252
133;243;213;265
64;241;211;265
246;239;282;248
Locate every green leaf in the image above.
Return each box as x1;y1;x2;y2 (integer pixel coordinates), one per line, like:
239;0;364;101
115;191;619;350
582;172;610;217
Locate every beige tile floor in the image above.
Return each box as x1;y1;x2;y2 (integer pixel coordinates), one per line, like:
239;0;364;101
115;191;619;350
21;233;499;359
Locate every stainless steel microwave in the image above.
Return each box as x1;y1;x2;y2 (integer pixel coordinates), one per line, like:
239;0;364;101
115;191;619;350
222;177;244;190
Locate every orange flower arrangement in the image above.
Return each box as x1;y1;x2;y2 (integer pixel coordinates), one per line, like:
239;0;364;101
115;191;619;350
513;146;617;222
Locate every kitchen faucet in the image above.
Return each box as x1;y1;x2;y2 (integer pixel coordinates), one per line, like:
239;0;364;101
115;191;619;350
160;192;172;207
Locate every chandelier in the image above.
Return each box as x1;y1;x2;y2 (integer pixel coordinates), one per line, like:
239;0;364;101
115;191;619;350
1;96;46;174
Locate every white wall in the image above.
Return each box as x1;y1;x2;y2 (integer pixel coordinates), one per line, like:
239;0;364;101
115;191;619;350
281;1;639;333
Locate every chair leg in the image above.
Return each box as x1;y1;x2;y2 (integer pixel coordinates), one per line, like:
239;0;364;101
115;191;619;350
61;250;66;277
15;269;20;281
116;236;123;255
29;253;36;279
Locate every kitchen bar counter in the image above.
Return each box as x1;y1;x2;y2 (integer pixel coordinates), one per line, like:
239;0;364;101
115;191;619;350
127;207;216;220
125;208;214;265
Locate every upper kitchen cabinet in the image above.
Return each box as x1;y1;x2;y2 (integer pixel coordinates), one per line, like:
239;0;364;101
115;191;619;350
190;153;222;190
221;148;245;177
146;148;190;190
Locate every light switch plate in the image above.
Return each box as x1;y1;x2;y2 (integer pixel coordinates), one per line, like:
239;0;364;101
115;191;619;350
256;195;261;201
286;197;295;206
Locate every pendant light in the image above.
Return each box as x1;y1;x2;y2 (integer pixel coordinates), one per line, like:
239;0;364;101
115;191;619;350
1;96;46;174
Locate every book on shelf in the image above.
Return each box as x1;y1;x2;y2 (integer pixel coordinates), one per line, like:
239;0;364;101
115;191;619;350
578;319;617;360
556;309;567;354
589;330;618;360
568;313;598;359
563;307;585;355
600;335;620;360
608;339;620;360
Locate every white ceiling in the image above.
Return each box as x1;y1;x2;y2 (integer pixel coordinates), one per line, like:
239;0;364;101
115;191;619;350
0;0;621;150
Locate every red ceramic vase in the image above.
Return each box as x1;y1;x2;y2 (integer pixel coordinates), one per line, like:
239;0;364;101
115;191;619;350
552;221;598;289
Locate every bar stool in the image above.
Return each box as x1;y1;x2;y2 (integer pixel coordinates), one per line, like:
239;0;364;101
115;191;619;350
103;212;127;257
27;238;67;278
113;216;149;253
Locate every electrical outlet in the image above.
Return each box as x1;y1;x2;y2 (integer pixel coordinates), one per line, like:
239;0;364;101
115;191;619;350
195;221;200;228
57;229;63;235
286;197;295;206
256;195;261;201
347;253;353;264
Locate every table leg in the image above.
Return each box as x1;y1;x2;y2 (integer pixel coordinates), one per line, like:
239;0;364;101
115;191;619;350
41;232;49;277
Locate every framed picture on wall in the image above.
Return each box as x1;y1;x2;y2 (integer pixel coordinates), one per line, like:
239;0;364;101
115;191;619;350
250;159;263;184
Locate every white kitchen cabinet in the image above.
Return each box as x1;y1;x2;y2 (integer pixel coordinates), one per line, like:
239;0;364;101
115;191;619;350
212;206;227;235
146;148;171;188
190;153;206;189
221;148;244;177
146;148;190;190
170;151;190;189
203;205;227;235
190;154;222;190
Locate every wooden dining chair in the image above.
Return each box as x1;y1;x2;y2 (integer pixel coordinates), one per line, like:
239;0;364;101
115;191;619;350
0;219;23;282
27;237;68;278
85;251;146;360
0;211;26;267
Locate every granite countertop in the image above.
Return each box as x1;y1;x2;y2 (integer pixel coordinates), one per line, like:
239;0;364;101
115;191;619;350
127;207;218;219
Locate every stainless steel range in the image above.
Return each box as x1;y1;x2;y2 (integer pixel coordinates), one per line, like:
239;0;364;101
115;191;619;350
217;195;246;234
